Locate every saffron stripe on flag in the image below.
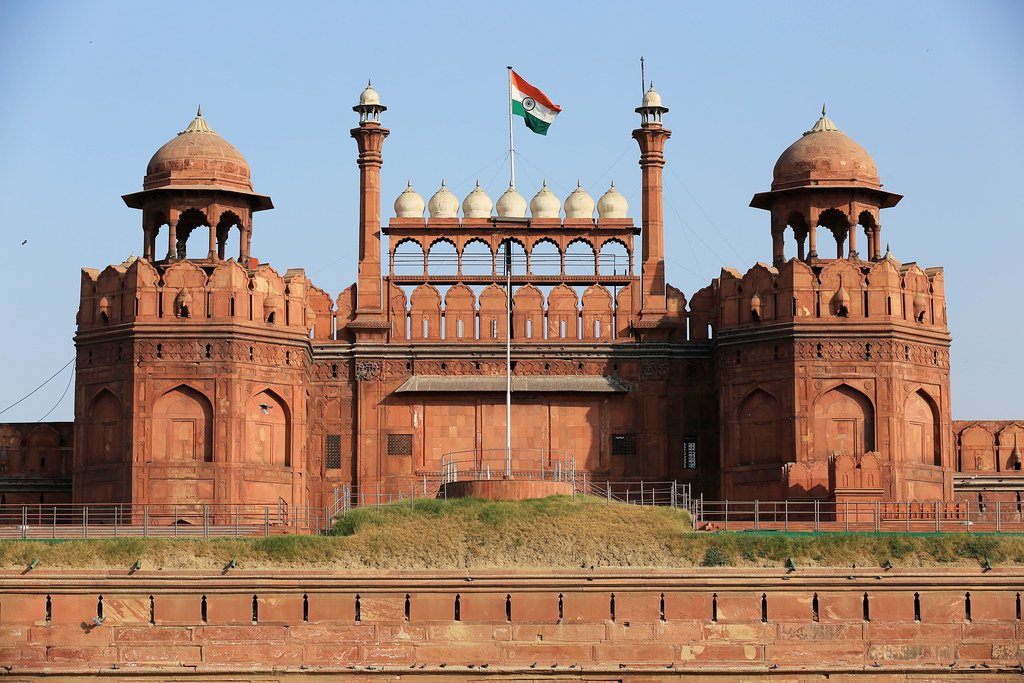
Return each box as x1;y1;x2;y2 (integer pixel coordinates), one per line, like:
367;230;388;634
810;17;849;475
510;71;562;113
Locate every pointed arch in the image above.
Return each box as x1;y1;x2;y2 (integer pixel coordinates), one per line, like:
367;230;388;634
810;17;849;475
565;238;596;276
215;210;244;260
25;424;61;475
529;238;561;276
581;284;613;340
152;385;214;463
813;384;875;460
86;389;122;465
735;388;784;466
460;239;493;277
174;207;210;260
245;389;291;467
427;238;458;276
392;238;425;277
905;390;940;466
547;283;579;340
598;238;630;276
478;284;508;340
409;284;442;340
496;238;528;276
444;283;476;340
512;284;544;340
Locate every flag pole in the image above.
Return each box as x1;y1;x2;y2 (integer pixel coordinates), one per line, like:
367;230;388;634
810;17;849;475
506;66;516;188
505;67;515;477
505;239;512;477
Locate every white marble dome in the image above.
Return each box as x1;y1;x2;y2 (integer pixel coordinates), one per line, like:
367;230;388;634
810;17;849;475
427;181;459;218
563;181;595;219
641;84;663;109
530;181;560;218
597;181;628;218
462;181;493;218
394;181;425;218
496;184;527;218
359;82;380;106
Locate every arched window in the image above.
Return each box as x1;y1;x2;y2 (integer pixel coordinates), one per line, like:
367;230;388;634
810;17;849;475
565;239;596;276
427;239;458;276
460;239;493;277
392;239;425;277
598;240;630;276
529;239;561;276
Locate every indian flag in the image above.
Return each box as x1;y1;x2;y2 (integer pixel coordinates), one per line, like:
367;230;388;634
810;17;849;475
510;69;562;135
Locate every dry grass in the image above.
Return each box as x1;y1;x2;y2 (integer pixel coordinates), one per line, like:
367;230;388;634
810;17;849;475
0;496;1022;571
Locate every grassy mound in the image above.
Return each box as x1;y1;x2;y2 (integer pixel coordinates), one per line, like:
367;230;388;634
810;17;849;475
0;496;1021;570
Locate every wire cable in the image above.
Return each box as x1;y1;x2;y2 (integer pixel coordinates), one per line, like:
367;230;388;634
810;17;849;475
0;358;75;416
36;365;75;423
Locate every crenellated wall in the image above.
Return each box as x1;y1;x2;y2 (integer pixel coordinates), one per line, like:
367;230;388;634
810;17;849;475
709;256;952;502
1;569;1020;679
74;258;315;511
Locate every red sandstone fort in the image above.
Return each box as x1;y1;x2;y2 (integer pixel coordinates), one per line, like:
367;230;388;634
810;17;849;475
0;84;1021;512
2;84;1024;681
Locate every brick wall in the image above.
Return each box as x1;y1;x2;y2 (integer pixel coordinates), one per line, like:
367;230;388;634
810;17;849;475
0;568;1020;679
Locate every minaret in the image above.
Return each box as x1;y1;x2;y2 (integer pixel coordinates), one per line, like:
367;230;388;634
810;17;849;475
349;82;390;341
632;84;671;328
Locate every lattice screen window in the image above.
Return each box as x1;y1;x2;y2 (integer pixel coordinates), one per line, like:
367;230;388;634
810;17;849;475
682;436;698;469
387;433;413;457
325;434;341;470
611;433;637;457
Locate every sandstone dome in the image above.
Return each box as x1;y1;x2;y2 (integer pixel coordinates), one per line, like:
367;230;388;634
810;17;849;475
771;111;881;191
144;109;252;193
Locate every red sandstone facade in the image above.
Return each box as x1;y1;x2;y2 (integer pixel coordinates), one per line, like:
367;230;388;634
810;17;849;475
1;568;1022;679
2;87;1020;509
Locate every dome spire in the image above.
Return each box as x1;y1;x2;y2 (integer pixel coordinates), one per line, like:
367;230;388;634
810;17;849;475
804;106;841;136
180;108;214;135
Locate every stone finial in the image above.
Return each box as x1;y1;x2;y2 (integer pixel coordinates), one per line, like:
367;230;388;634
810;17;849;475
496;184;527;218
530;181;560;218
462;181;493;218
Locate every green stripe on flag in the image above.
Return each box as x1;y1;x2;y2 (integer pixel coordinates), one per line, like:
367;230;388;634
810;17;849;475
512;100;553;136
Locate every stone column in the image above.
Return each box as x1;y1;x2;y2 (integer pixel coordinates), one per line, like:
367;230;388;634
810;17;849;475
632;122;672;318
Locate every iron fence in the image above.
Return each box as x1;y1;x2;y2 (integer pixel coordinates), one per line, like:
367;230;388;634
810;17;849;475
0;478;694;540
692;497;1024;533
0;503;331;539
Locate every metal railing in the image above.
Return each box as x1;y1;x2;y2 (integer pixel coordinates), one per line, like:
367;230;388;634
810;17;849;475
440;449;576;484
0;503;331;539
577;479;690;509
0;478;694;539
692;498;1024;533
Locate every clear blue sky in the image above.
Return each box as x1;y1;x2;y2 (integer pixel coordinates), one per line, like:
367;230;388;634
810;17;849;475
1;0;1021;422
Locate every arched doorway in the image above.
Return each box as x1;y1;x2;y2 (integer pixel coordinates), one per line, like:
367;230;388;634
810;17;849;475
86;390;122;465
813;385;874;460
736;389;784;466
152;386;213;462
245;390;290;467
905;390;940;466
